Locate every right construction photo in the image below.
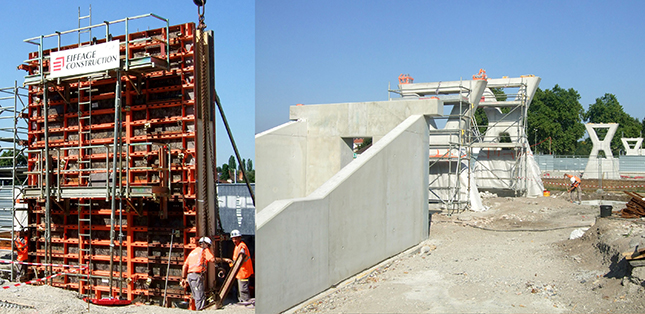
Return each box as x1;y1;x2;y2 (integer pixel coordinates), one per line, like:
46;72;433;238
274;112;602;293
255;1;645;314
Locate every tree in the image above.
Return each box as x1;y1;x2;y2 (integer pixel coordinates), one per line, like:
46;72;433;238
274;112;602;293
526;85;586;155
247;159;253;172
220;164;230;181
239;158;246;172
584;93;642;155
228;155;236;172
0;150;27;167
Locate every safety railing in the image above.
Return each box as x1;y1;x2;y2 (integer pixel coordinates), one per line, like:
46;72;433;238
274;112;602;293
23;13;170;84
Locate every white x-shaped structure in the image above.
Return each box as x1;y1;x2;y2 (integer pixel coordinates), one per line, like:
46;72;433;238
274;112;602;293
586;123;618;158
584;123;620;179
621;137;643;156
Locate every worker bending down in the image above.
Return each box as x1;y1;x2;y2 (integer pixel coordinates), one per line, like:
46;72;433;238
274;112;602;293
564;173;582;204
182;236;231;310
230;229;254;305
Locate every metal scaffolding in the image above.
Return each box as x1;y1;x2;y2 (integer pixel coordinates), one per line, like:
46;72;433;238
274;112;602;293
0;82;28;282
472;75;542;197
390;75;487;212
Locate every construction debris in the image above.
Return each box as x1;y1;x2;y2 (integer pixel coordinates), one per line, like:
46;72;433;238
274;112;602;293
620;191;645;218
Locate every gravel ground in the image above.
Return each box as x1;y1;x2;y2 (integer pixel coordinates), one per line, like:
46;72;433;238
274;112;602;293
0;283;255;314
1;193;644;313
294;193;645;313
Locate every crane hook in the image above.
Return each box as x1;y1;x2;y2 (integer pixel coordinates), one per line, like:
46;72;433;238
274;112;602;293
193;0;207;30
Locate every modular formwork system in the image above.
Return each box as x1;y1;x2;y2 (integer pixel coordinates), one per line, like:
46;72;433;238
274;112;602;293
18;14;220;305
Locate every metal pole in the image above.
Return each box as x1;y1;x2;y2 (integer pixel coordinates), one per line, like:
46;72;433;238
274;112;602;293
108;69;122;294
162;229;175;307
598;158;602;191
10;81;18;283
214;92;255;206
41;34;52;281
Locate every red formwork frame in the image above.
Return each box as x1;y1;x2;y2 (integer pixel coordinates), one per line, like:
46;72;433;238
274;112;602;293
20;21;220;305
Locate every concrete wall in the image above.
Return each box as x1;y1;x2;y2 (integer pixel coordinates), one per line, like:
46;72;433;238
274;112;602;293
255;99;442;211
256;115;430;314
255;121;308;211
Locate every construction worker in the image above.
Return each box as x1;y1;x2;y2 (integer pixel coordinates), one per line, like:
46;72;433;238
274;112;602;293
13;229;28;282
564;173;582;204
230;229;254;305
181;236;230;310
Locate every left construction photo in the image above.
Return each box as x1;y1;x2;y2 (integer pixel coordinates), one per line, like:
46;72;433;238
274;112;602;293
0;1;255;311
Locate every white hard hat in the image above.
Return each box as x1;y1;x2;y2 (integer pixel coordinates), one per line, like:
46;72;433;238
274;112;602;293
230;229;241;238
198;236;212;245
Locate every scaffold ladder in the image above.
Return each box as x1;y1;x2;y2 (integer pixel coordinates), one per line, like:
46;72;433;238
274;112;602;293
78;198;93;298
77;80;93;186
77;6;94;299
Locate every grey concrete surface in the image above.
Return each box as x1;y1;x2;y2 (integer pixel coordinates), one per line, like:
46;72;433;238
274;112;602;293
255;99;442;211
255;121;308;211
584;123;620;179
256;114;431;314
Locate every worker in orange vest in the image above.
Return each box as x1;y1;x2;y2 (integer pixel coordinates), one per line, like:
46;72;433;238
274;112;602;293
564;173;582;204
181;236;230;310
13;229;28;282
230;229;254;305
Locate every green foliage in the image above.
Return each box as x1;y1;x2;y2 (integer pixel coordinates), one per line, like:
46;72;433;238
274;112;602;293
228;155;236;171
220;164;230;181
490;87;507;101
246;170;255;183
584;93;642;155
0;150;26;167
574;139;592;156
247;159;253;172
474;108;488;136
219;155;254;183
527;85;586;155
354;138;372;152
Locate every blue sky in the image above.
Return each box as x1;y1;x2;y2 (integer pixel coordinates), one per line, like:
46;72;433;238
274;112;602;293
256;0;645;134
0;0;254;167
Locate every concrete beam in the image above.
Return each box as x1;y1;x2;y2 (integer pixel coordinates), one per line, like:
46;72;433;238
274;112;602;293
398;79;488;106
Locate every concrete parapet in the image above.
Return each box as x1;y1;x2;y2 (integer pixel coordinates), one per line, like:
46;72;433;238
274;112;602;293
256;115;430;314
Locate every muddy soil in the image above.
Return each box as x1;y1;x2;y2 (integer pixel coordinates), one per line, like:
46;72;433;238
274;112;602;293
294;194;645;313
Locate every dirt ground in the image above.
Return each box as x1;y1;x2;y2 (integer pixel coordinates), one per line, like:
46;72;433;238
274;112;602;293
294;192;645;313
2;192;645;313
0;278;255;314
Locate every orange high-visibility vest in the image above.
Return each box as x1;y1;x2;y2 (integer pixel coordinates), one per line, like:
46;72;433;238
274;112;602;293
566;174;581;187
185;247;214;273
233;242;253;279
14;237;28;261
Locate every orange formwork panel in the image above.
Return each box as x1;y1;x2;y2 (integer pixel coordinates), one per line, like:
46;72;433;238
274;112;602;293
20;20;220;307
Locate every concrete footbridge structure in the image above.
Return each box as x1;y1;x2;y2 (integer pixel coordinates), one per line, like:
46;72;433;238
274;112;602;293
255;74;545;313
